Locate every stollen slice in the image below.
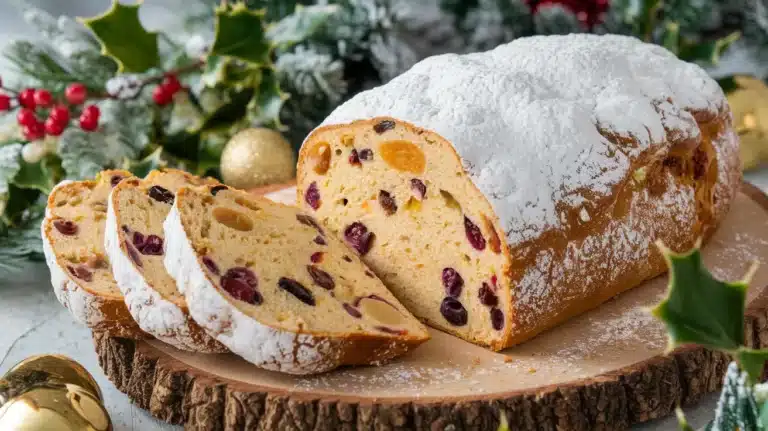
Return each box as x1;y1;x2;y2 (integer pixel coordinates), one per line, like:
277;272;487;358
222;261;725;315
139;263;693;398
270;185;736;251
104;169;227;352
42;169;146;338
163;184;430;375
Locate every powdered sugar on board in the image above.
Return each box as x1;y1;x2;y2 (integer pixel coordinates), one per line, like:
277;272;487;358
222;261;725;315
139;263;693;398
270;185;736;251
319;34;725;245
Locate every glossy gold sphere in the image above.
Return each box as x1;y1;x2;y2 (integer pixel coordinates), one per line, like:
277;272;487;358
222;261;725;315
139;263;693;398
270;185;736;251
220;128;296;189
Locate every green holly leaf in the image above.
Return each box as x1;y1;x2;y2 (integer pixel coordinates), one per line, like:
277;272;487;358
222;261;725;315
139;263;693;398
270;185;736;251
267;5;339;50
679;31;741;65
246;68;287;128
124;147;166;178
13;157;56;194
739;349;768;385
210;3;271;65
80;1;159;73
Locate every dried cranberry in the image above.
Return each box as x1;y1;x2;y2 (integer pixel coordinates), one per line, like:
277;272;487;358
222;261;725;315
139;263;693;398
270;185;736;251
126;243;142;267
365;270;375;278
378;190;397;215
375;326;407;335
440;297;468;326
359;149;373;161
202;256;220;275
373;120;395;134
344;222;375;255
310;252;324;263
342;255;352;262
67;265;92;282
304;182;321;210
223;267;258;288
132;232;146;249
464;216;486;251
110;175;124;187
491;275;498;288
307;265;335;290
211;185;228;196
140;235;164;255
278;277;315;306
53;219;78;236
221;277;263;305
442;268;464;298
313;235;326;245
490;308;504;330
148;185;174;204
411;179;427;199
349;149;361;166
296;214;324;235
478;283;498;307
343;303;362;318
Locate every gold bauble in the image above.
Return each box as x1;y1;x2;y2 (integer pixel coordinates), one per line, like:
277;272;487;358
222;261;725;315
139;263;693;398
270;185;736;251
0;355;111;431
727;76;768;171
220;128;296;189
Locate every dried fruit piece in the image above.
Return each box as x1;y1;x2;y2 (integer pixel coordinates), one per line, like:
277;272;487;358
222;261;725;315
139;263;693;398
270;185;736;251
296;214;324;235
365;270;375;278
478;283;498;307
379;140;426;174
53;219;78;236
342;255;352;262
126;243;142;267
221;267;262;305
310;252;324;263
341;135;355;147
235;197;261;211
67;265;93;282
411;179;427;199
375;326;407;335
440;190;461;210
373;120;395;134
305;182;321;210
213;207;253;232
359;148;373;161
442;268;464;298
343;303;362;318
464;216;486;251
490;308;504;330
148;185;174;204
139;235;164;255
378;190;397;215
491;274;498;288
211;185;228;195
224;267;258;287
307;265;335;290
483;215;502;254
278;277;315;306
309;142;331;174
344;222;375;255
202;256;220;275
440;297;468;326
132;232;145;249
349;149;361;166
313;235;326;245
110;175;124;187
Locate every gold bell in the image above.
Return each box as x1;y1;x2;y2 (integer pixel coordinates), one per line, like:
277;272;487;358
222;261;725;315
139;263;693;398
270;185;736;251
0;355;111;431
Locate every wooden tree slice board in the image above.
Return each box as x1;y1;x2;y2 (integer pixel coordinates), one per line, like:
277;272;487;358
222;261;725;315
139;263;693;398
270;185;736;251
93;183;768;430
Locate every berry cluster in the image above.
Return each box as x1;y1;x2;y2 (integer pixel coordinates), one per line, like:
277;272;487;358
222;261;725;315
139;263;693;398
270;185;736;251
0;76;101;141
152;74;183;106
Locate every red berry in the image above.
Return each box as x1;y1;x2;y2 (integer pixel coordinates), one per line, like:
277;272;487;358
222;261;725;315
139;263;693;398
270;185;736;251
162;74;182;94
152;85;173;106
81;104;100;120
44;116;65;136
33;89;52;107
79;114;98;132
49;104;70;124
65;83;87;105
23;121;45;141
18;88;36;109
17;108;37;127
0;94;10;111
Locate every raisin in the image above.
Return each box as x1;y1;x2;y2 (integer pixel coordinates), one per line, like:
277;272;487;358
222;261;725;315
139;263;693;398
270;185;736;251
464;216;486;251
411;179;427;199
373;120;395;134
349;149;361;166
440;297;468;326
478;282;498;307
313;235;326;245
148;185;174;204
344;222;375;255
342;255;352;262
67;265;93;282
359;148;373;161
140;235;164;255
53;219;78;236
121;225;130;233
223;267;258;288
490;307;504;330
365;270;375;278
375;326;407;335
343;303;362;318
305;182;321;210
202;256;220;275
310;252;324;263
132;232;146;249
211;185;228;195
442;268;464;298
110;175;124;187
378;190;397;215
126;243;142;267
278;277;315;306
307;265;335;290
296;214;324;235
221;277;263;305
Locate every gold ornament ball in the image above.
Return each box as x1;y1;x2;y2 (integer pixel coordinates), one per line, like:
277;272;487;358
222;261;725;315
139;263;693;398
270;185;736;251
220;128;296;189
727;76;768;171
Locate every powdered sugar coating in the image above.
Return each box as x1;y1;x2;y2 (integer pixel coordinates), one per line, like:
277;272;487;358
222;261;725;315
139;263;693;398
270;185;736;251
320;34;726;245
162;202;339;374
104;190;226;353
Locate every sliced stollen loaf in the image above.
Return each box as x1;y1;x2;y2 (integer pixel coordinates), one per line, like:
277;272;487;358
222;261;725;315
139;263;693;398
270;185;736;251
163;184;430;374
42;170;146;338
104;169;227;352
297;34;741;350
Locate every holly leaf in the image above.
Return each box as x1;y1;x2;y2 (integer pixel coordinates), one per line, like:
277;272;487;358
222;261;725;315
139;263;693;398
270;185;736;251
210;3;271;65
124;147;166;178
267;5;339;50
0;144;23;197
739;349;768;384
12;157;56;194
80;1;159;73
246;68;287;128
